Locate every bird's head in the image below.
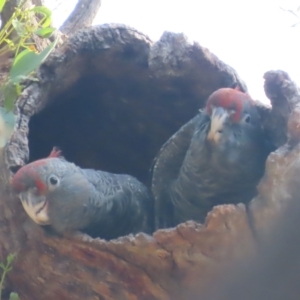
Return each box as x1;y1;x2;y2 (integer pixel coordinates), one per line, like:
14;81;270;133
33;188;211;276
203;87;266;168
11;148;89;227
205;87;261;144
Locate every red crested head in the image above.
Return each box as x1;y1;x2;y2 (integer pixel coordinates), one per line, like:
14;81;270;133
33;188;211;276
11;147;63;194
206;87;254;123
47;147;62;158
11;159;48;194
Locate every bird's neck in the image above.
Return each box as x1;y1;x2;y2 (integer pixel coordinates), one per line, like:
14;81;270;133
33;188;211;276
176;122;211;185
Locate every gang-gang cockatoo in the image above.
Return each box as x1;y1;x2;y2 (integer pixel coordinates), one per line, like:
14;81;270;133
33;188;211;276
152;87;272;229
12;148;154;240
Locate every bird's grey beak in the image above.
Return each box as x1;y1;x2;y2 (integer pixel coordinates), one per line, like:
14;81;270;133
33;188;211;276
207;107;229;143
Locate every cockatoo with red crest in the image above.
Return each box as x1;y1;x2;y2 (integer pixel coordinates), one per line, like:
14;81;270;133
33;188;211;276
11;148;154;240
152;87;271;229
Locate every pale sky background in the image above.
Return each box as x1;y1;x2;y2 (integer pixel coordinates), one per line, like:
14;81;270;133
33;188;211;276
45;0;300;104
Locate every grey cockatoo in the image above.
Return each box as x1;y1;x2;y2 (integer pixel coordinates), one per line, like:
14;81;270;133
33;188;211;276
152;87;272;229
12;148;154;240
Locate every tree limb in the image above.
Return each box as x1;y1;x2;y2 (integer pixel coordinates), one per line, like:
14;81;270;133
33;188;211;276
59;0;101;35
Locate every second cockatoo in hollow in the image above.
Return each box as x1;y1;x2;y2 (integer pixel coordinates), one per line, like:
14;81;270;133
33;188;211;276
152;87;272;229
11;148;154;240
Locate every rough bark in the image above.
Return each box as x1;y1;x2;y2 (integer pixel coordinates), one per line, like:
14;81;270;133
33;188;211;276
203;194;300;300
0;24;298;299
59;0;102;35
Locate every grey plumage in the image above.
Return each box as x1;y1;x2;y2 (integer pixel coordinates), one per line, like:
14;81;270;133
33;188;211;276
152;89;271;229
12;156;154;240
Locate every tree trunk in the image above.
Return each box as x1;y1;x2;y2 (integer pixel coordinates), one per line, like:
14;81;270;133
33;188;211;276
0;24;298;300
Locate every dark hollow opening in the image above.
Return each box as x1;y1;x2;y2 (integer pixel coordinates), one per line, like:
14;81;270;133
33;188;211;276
28;73;201;185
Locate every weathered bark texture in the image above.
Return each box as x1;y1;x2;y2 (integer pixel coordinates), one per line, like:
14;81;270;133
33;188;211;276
202;193;300;300
59;0;102;35
0;24;298;299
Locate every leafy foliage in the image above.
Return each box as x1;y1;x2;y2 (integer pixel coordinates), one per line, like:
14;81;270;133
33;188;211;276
0;253;19;300
9;292;19;300
0;0;58;111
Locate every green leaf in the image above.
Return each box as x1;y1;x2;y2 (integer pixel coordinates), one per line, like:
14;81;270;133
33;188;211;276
0;0;7;13
10;50;37;81
31;6;52;16
2;82;18;111
4;97;16;112
31;6;52;27
35;27;55;38
0;262;4;269
12;19;27;37
9;292;20;300
12;48;31;68
9;38;58;83
6;253;16;265
15;83;22;95
41;16;52;28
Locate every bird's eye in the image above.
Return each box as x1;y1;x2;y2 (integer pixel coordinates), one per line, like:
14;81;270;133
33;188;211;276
48;175;59;186
244;115;251;123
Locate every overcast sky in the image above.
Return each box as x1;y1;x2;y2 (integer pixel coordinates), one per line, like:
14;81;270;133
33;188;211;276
46;0;300;104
